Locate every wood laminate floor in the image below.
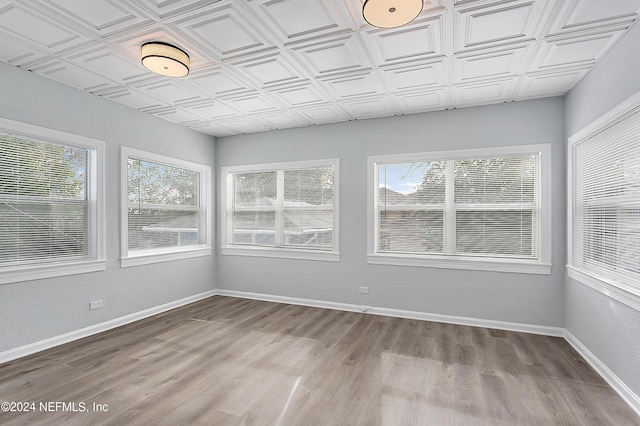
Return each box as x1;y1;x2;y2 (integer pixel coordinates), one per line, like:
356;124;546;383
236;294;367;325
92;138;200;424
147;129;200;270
0;296;638;425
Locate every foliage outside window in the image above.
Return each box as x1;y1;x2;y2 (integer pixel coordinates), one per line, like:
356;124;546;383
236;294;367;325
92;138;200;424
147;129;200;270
369;145;551;274
222;160;339;261
121;147;211;267
0;118;104;284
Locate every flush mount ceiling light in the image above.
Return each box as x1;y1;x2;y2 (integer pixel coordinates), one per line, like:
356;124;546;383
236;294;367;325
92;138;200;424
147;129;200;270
141;42;190;77
362;0;423;29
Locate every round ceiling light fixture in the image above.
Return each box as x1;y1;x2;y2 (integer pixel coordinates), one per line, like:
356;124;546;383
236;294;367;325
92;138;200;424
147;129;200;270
362;0;423;29
141;42;190;78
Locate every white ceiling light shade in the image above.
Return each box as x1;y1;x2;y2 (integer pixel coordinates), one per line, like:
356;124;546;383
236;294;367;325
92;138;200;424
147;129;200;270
362;0;423;28
141;42;190;77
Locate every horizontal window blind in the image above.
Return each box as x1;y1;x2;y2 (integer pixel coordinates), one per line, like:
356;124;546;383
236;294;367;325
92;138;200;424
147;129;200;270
229;166;335;250
127;158;201;251
378;161;445;254
572;108;640;291
0;132;95;266
283;168;334;249
232;171;277;246
377;154;540;260
454;156;537;257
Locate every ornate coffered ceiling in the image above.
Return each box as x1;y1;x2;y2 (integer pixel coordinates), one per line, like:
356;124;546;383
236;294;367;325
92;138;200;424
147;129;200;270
0;0;639;136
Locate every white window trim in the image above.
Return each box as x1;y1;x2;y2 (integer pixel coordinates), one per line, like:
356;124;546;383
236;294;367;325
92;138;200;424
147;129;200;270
120;147;212;268
221;159;340;262
367;144;552;274
0;117;106;285
567;90;640;311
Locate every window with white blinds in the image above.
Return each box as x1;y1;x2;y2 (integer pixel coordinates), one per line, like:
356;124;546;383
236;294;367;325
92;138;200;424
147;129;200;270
369;145;551;274
222;159;339;261
0;117;105;284
570;102;640;296
121;147;211;267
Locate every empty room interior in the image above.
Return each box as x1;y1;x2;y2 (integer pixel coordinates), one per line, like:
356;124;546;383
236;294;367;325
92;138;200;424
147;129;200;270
1;0;639;424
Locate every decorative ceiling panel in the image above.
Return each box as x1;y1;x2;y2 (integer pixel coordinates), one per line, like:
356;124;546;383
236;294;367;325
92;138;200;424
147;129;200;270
515;67;588;99
231;51;305;88
452;77;517;107
0;2;90;53
269;82;328;107
33;0;152;37
381;60;447;92
363;15;445;66
0;32;48;66
453;45;530;82
549;0;640;34
30;58;116;92
291;34;373;78
247;0;353;45
392;88;450;113
181;99;241;120
454;0;553;52
0;0;638;136
98;87;165;111
168;0;276;61
340;94;396;119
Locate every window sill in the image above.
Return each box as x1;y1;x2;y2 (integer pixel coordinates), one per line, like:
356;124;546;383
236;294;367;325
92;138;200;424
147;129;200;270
368;253;551;275
121;247;212;268
222;246;339;262
567;265;640;312
0;259;107;285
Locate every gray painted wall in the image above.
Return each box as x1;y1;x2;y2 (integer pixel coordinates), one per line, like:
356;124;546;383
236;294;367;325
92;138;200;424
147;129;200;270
216;97;566;327
564;21;640;396
0;62;216;352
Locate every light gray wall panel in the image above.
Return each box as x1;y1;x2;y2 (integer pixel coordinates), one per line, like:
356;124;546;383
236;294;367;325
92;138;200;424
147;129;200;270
0;62;216;352
564;21;640;398
216;97;566;327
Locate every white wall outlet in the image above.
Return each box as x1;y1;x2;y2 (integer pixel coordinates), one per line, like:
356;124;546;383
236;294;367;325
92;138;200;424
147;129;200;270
358;286;369;294
89;300;103;310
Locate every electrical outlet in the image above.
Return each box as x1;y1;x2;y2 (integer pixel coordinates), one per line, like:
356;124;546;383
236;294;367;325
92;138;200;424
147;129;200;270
89;300;103;310
358;286;369;294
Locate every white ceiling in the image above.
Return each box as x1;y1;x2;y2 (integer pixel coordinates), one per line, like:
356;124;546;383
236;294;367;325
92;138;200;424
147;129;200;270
1;0;639;137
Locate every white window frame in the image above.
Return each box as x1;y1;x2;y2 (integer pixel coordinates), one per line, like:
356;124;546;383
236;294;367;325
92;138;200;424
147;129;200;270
568;91;640;312
121;147;212;268
367;144;552;274
221;159;340;262
0;117;106;285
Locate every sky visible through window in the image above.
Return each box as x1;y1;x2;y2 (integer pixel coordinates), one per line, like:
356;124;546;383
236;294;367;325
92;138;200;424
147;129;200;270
379;163;429;195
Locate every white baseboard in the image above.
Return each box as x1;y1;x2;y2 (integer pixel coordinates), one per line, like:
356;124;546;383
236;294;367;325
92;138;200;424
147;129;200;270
215;289;565;337
564;330;640;417
0;290;217;365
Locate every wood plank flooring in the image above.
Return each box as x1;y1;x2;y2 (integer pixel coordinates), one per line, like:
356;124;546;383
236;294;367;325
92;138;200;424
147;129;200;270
0;296;638;425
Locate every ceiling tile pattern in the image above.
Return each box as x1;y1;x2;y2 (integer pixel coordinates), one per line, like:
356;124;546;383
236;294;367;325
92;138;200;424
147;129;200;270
0;0;638;136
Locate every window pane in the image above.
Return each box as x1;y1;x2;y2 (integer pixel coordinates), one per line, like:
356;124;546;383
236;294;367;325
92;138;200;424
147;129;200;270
283;168;333;249
0;133;91;265
378;162;446;254
456;210;534;257
376;154;540;260
127;158;200;251
227;165;336;252
379;162;446;204
232;172;276;247
379;210;444;253
573;107;640;290
454;156;536;204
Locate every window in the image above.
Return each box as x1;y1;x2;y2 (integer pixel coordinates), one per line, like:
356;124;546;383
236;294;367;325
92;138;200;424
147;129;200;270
121;147;211;267
368;145;551;274
221;159;339;261
569;92;640;306
0;117;105;284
